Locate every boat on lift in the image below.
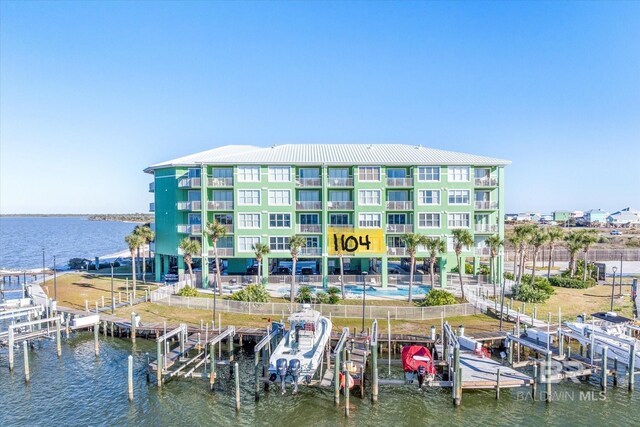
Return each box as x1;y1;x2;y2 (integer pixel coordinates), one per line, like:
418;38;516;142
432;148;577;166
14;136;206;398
268;304;332;393
402;345;436;387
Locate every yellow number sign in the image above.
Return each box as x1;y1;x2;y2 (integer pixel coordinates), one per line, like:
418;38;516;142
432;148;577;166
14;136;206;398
328;227;385;256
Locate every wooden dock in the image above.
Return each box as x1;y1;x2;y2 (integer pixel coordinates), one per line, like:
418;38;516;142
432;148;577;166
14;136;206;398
458;352;532;389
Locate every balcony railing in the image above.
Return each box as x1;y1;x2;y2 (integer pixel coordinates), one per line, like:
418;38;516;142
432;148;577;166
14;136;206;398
387;224;414;233
474;177;498;187
177;224;202;234
329;224;354;229
298;224;322;233
296;201;322;210
296;178;322;187
177;201;202;211
207;177;233;187
386;177;413;187
474;247;491;256
178;177;201;188
207;201;234;210
149;202;155;212
386;201;414;210
328;201;354;210
221;224;234;233
327;178;354;187
474;224;498;233
387;247;407;256
299;247;321;256
208;248;234;257
474;201;498;210
149;182;155;192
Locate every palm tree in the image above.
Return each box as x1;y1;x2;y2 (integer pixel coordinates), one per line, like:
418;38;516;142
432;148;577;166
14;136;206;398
452;229;473;300
402;233;425;302
179;237;201;287
485;235;504;298
205;220;227;296
252;242;270;284
338;251;346;299
423;237;446;288
508;233;522;280
288;235;307;303
579;229;598;282
134;224;154;283
124;232;144;298
513;224;536;284
545;227;564;278
564;231;583;278
529;227;549;284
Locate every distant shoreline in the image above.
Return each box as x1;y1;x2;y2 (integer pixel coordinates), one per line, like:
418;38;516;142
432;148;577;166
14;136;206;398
0;213;152;223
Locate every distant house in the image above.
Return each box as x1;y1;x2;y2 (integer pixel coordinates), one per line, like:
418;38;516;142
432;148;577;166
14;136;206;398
571;210;584;219
552;210;571;222
505;213;518;222
607;208;640;227
584;209;609;226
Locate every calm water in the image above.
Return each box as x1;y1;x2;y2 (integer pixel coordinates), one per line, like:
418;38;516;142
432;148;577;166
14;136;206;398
0;216;138;270
0;334;638;426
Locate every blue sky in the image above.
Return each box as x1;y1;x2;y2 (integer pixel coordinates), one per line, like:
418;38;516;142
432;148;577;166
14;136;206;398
1;1;638;214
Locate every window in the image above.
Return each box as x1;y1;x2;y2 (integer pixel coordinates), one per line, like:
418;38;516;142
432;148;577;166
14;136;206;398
305;236;319;248
387;169;407;178
238;190;260;205
238;213;260;229
300;214;319;224
358;189;381;205
269;213;291;228
448;166;470;182
212;190;232;201
387;190;408;201
187;168;201;179
268;166;291;182
387;214;406;224
214;214;232;225
187;190;201;202
358;213;381;228
268;190;291;206
188;213;201;225
217;236;233;248
448;190;470;205
269;236;290;252
329;213;350;226
474;168;491;179
447;236;470;252
418;213;440;228
212;168;232;178
448;213;470;228
387;236;405;248
417;166;440;182
358;166;381;181
298;190;320;201
329;191;350;202
238;236;260;252
299;168;320;178
237;166;260;182
418;190;440;205
329;168;349;179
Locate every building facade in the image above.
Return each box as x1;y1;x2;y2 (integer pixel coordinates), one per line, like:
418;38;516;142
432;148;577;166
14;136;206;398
145;144;510;288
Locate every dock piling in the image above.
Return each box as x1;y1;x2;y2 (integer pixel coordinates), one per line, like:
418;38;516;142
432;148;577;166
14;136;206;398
601;346;608;391
613;357;618;386
8;328;14;371
629;342;636;392
453;344;461;406
23;341;30;383
545;351;552;402
495;368;501;399
371;341;378;403
334;348;341;406
234;362;240;413
532;363;538;400
131;312;137;343
94;322;99;356
344;361;350;417
156;340;163;387
128;355;134;402
56;317;62;357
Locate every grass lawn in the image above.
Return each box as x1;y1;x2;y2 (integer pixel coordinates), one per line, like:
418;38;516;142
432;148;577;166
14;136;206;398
42;273;157;310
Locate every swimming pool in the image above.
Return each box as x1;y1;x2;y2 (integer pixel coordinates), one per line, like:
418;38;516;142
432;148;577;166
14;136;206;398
276;284;432;298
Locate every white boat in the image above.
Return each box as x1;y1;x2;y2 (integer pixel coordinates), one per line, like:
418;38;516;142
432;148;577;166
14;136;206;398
268;304;332;393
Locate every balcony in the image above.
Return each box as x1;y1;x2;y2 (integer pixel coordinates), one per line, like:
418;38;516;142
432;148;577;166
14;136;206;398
474;201;498;210
329;224;354;229
298;224;322;233
296;178;322;187
474;224;498;233
178;177;201;188
208;177;233;187
299;247;321;256
327;201;354;210
296;201;322;210
387;224;414;233
221;224;234;233
149;182;155;192
386;201;413;210
208;248;234;257
387;247;407;256
327;178;354;187
177;224;202;234
474;177;498;187
207;201;234;210
474;247;491;256
177;201;202;211
149;202;155;212
386;177;413;187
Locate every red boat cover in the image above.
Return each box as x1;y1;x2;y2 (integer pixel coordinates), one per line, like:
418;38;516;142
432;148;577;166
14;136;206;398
401;346;436;375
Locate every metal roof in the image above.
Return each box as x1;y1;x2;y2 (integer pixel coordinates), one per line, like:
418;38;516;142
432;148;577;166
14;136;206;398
144;144;511;172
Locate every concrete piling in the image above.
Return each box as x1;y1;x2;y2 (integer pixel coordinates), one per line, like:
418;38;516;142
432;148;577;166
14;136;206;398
94;322;99;356
128;355;134;402
234;362;240;413
56;318;62;357
371;342;378;403
23;341;30;383
601;346;608;391
496;368;501;399
131;312;137;343
545;351;552;402
629;342;636;392
209;342;216;391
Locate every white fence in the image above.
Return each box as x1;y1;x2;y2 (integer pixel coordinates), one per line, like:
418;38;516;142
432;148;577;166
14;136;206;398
150;281;189;302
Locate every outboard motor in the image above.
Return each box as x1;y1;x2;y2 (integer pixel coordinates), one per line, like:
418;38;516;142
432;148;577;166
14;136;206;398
276;358;288;394
417;365;426;387
288;359;301;394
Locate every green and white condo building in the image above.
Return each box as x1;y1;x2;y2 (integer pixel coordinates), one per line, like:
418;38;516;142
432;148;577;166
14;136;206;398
145;144;509;288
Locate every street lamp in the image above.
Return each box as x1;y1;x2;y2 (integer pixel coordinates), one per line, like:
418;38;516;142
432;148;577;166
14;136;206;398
611;266;617;312
110;261;115;314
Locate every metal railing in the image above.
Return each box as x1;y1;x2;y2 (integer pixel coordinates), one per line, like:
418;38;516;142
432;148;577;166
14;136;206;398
296;201;322;210
178;177;201;188
327;178;354;187
207;201;234;210
177;201;202;211
387;247;407;256
208;248;234;257
388;274;434;285
474;224;498;233
504;248;640;262
207;177;233;187
177;224;202;234
387;224;413;233
328;201;354;210
474;201;498;210
149;202;155;212
298;224;321;233
474;247;491;256
474;177;498;187
386;201;413;210
386;177;413;187
296;178;322;187
299;247;321;256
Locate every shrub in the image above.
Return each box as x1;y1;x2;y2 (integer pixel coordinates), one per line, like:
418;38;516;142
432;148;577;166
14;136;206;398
177;286;199;297
230;284;270;302
326;287;341;304
562;260;597;280
478;264;490;275
418;289;457;307
451;263;474;274
510;274;554;303
296;286;314;303
504;272;515;281
68;258;88;270
549;276;596;289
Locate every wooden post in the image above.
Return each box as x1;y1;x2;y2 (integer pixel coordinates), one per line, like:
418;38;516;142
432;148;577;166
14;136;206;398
359;365;364;398
545;351;552;402
128;355;134;402
23;341;30;383
371;342;378;403
234;361;240;413
209;342;216;391
601;345;608;391
557;329;563;357
229;333;234;363
254;345;260;401
103;321;107;337
334;348;341;406
131;312;137;344
56;318;62;357
8;328;14;371
156;340;163;387
613;357;618;386
453;344;461;406
532;362;538;400
629;342;636;392
94;322;99;356
495;368;501;399
508;339;513;366
344;362;350;417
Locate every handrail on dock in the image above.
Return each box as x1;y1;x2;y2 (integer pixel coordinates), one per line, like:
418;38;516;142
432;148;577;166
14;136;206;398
332;327;350;356
155;324;187;343
370;320;378;346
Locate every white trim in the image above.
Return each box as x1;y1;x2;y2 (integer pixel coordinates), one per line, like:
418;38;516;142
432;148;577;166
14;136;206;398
417;189;440;206
447;189;471;205
237;213;261;229
236;166;260;182
268;212;292;229
237;189;261;206
358;212;382;228
237;236;261;252
417;212;441;229
416;166;441;182
268;236;291;252
267;166;292;182
357;166;382;182
358;189;381;206
267;189;292;206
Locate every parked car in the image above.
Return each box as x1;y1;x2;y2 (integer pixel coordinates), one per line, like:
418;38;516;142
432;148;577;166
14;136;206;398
610;230;623;235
